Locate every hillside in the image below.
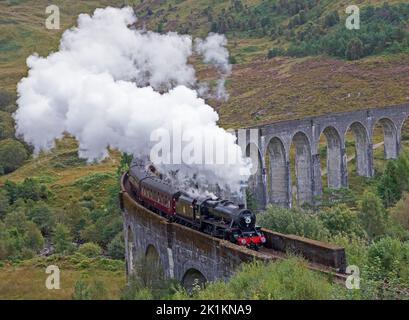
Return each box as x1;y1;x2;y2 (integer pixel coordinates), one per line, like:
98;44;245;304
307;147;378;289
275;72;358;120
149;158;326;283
1;1;409;127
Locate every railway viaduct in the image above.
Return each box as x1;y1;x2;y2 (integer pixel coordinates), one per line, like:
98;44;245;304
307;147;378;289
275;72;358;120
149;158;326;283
240;104;409;209
120;174;346;288
120;104;409;287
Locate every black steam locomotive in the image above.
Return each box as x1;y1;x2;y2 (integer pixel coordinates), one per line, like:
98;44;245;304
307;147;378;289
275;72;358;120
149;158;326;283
128;160;266;250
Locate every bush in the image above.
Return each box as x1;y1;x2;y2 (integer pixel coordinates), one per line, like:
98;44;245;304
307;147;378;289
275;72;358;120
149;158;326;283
257;205;329;241
313;188;356;209
0;139;28;174
0;90;14;110
27;202;55;236
182;257;332;300
120;275;154;300
318;205;365;238
345;38;364;60
62;202;91;241
377;155;409;208
390;193;409;230
368;237;409;282
324;10;340;28
267;47;285;59
78;242;102;258
24;222;44;253
53;224;74;255
0;111;15;139
0;210;44;260
0;191;9;219
4;178;50;204
107;232;124;260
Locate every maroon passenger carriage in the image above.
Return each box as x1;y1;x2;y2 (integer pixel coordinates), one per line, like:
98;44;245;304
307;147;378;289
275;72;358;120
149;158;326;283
128;159;266;250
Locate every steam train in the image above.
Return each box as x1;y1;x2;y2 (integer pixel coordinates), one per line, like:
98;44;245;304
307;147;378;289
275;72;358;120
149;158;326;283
127;160;266;250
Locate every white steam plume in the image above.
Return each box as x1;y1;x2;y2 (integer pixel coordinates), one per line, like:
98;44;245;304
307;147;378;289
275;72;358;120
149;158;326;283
195;33;232;101
14;7;250;192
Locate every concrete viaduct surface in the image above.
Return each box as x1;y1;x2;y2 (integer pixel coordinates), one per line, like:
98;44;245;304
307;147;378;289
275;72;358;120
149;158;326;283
120;174;346;288
241;104;409;209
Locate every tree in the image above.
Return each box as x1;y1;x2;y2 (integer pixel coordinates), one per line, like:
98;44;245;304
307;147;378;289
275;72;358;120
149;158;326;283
267;47;285;59
0;191;9;220
0;139;28;174
63;201;91;241
345;38;364;60
3;178;49;204
0;90;14;110
28;203;56;236
389;193;409;230
377;155;409;208
0;111;15;139
257;205;329;241
324;11;340;28
107;232;125;260
53;223;74;255
24;222;44;252
358;192;388;240
318;205;365;238
78;242;102;258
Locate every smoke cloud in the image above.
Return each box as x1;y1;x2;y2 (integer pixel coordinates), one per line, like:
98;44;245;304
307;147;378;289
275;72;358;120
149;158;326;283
14;7;250;192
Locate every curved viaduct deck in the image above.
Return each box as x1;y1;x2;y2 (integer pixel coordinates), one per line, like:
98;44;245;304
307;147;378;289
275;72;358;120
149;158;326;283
120;173;347;287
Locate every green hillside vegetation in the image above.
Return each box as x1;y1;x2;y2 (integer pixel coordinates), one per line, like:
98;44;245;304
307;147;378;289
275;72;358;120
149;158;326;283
1;0;409;299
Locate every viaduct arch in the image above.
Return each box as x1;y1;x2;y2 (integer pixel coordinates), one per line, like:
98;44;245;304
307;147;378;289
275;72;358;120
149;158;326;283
240;104;409;208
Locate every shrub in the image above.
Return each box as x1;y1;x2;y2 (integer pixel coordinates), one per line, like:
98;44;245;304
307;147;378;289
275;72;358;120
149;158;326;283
107;232;124;260
267;47;285;59
313;188;356;209
358;192;388;240
368;237;409;281
0;139;28;174
120;275;154;300
78;242;102;258
0;90;14;110
0;191;9;219
318;205;365;238
24;222;44;252
345;38;364;60
4;178;50;204
257;205;329;241
0;209;44;260
184;257;332;300
62;202;91;241
0;111;15;139
324;10;340;28
330;234;369;267
377;155;409;208
390;193;409;230
72;280;91;300
27;202;56;236
53;224;74;255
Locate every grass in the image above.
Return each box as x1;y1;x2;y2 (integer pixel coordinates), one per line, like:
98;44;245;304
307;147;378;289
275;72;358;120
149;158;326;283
0;255;125;300
0;135;121;207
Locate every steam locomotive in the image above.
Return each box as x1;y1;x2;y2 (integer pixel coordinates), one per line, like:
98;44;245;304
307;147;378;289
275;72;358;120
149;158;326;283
128;160;266;250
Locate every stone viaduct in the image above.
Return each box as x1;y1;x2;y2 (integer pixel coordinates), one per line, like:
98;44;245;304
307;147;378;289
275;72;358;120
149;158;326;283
240;104;409;209
120;104;409;287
